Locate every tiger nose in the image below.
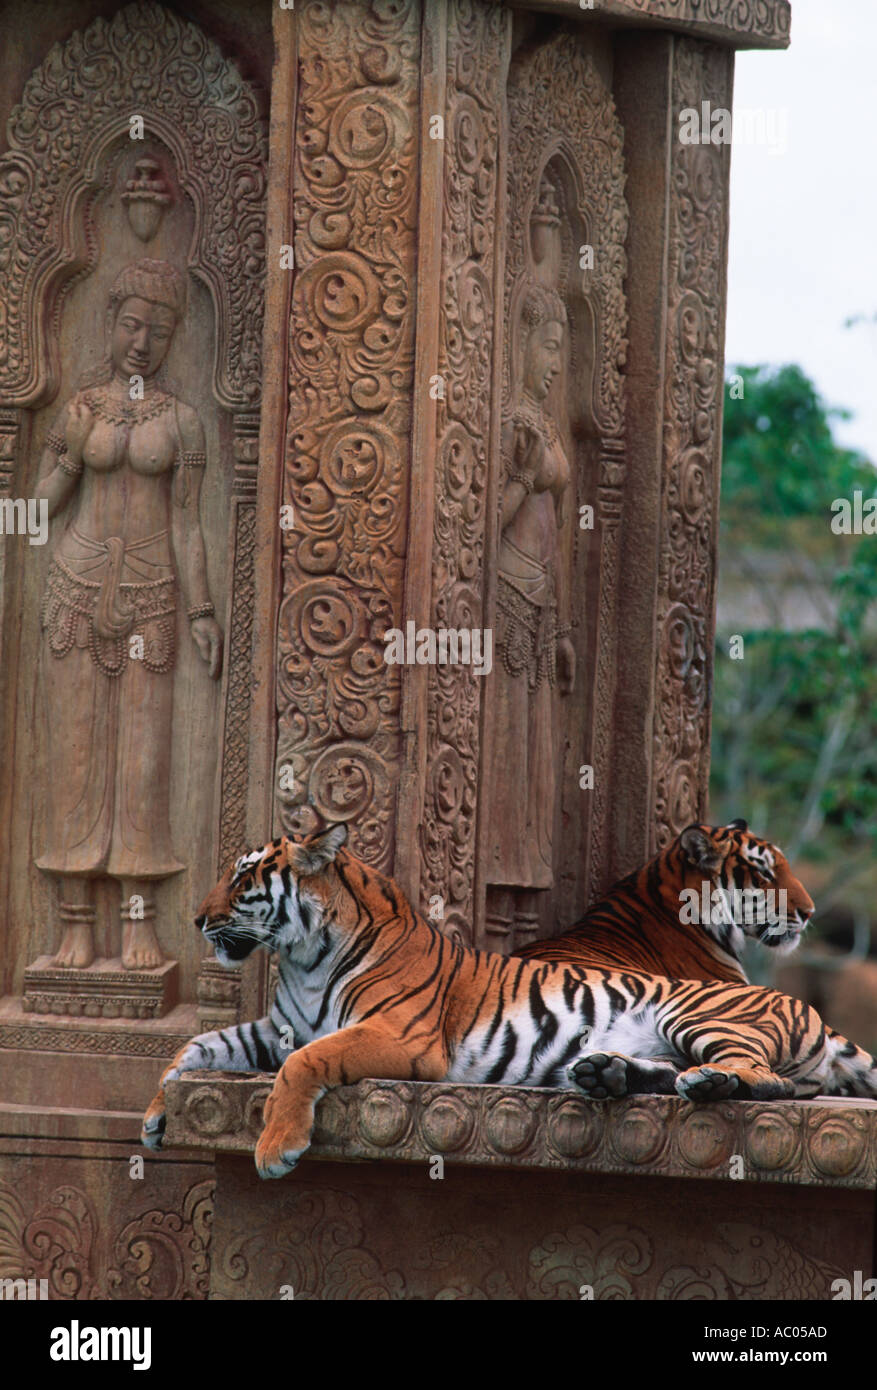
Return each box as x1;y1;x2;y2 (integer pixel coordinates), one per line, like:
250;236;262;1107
194;913;209;931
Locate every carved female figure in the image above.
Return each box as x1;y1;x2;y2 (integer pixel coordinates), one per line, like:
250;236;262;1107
486;283;575;924
36;259;222;970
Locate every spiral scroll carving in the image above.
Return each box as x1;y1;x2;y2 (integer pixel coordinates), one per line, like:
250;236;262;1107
275;0;421;869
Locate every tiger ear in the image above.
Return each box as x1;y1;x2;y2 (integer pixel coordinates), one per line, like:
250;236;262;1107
679;824;725;874
284;822;348;876
725;818;748;832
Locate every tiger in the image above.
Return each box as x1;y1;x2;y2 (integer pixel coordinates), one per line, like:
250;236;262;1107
141;823;876;1179
513;820;813;983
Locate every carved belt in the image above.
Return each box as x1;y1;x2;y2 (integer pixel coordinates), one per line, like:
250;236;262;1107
496;571;557;691
41;532;176;677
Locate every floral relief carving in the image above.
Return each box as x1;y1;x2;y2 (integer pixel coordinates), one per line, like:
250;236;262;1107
106;1177;214;1300
623;0;790;43
651;39;730;846
0;1175;214;1300
0;0;267;410
275;0;421;870
0;1181;98;1299
419;0;508;940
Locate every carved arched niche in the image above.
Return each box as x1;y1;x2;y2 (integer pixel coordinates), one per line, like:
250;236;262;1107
482;28;628;947
0;2;267;1020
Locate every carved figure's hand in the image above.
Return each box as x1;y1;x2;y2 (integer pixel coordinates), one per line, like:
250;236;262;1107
65;401;94;464
557;636;575;695
512;421;546;489
191;616;223;680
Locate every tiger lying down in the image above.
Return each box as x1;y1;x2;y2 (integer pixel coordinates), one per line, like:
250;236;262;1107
142;825;877;1179
514;819;814;981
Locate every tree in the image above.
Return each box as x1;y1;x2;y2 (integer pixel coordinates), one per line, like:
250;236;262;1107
711;365;877;938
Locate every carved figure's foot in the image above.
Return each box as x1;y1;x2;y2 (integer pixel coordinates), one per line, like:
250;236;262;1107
51;924;95;970
122;920;165;971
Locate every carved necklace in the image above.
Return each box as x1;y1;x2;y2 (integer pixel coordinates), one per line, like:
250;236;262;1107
82;381;174;427
512;389;560;447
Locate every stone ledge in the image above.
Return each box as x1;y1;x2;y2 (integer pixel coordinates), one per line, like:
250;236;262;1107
513;0;791;50
165;1074;877;1189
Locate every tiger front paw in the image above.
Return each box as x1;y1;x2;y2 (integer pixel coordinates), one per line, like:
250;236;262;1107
675;1065;740;1102
253;1125;309;1180
253;1093;313;1179
141;1092;167;1151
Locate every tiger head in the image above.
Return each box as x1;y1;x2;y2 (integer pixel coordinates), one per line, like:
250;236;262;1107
677;819;813;954
195;824;350;966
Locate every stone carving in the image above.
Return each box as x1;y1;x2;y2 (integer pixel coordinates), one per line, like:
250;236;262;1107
622;0;790;44
167;1075;877;1190
0;1021;192;1058
489;31;628;925
122;158;172;244
34;260;222;975
106;1178;214;1300
22;958;178;1021
0;1181;97;1299
528;1220;844;1301
0;1174;214;1300
217;498;257;876
528;1223;651;1300
0;1;268;1021
217;1186;406;1301
416;0;509;941
651;39;730;847
274;0;421;871
205;1167;850;1300
0;1;266;409
485;276;575;932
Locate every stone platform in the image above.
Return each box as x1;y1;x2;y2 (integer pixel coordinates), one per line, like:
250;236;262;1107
161;1076;877;1299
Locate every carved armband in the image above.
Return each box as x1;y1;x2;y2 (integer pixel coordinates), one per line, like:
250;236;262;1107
58;453;84;478
46;428;84;479
507;472;534;494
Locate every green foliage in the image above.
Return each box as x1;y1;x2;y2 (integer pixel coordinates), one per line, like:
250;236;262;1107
712;365;877;911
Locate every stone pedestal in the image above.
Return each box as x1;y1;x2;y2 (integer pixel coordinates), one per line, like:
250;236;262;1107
22;957;178;1021
165;1075;877;1300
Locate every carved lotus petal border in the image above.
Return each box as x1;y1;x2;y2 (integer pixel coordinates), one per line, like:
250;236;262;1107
0;0;267;407
166;1075;877;1190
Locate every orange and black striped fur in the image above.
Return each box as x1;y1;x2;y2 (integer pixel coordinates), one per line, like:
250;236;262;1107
514;821;813;983
141;824;876;1179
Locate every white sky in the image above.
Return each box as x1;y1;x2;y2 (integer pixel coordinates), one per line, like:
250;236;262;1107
726;0;877;464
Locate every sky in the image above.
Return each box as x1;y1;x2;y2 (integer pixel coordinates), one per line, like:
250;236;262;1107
726;0;877;465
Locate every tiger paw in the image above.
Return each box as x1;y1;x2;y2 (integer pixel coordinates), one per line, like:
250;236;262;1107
254;1126;308;1180
141;1094;167;1151
676;1065;740;1102
568;1052;631;1099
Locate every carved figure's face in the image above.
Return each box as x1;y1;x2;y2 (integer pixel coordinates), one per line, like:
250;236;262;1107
111;296;177;380
523;318;564;400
